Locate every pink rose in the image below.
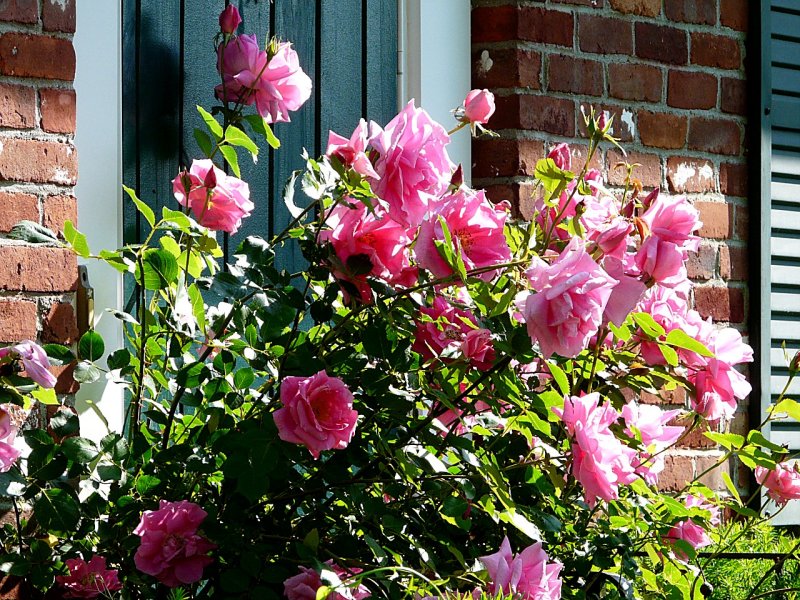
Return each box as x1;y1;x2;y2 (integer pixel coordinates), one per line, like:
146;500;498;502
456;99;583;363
634;236;687;287
273;371;358;458
622;402;683;449
688;358;750;421
318;200;417;304
133;500;215;588
665;495;720;559
415;189;511;281
0;340;56;389
519;238;617;358
0;408;20;473
480;536;562;600
547;143;571;172
172;159;253;234
216;36;312;123
756;463;800;506
640;194;701;250
326;119;381;179
284;561;371;600
370;101;454;228
218;5;241;34
56;555;122;599
461;89;495;124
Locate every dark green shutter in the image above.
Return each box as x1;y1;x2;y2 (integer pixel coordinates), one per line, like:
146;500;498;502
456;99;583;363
122;0;398;271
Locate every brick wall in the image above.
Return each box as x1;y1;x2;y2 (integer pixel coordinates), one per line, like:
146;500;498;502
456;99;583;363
0;0;79;394
471;0;750;493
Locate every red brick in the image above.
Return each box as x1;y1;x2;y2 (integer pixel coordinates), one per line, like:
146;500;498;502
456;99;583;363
519;7;574;47
674;416;719;449
608;63;662;102
0;300;37;342
688;117;742;156
721;0;748;31
40;88;76;134
42;302;78;345
721;77;747;115
0;139;77;185
483;182;537;220
53;363;79;394
734;205;748;240
0;0;37;24
607;150;661;188
569;144;604;174
578;103;635;142
640;386;687;406
635;23;688;65
42;0;76;33
472;138;544;179
0;192;38;233
696;454;731;491
719;244;748;280
518;95;575;136
0;83;35;129
473;48;541;90
665;0;717;24
658;455;694;491
694;285;745;322
547;54;603;96
666;157;715;193
696;201;733;239
0;34;76;81
43;195;77;235
471;5;518;44
578;14;632;55
552;0;605;6
668;71;717;110
691;33;741;70
0;246;78;292
609;0;660;17
687;243;716;280
720;162;747;197
638;110;687;149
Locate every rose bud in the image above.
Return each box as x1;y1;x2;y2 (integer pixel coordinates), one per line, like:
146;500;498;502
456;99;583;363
219;5;242;34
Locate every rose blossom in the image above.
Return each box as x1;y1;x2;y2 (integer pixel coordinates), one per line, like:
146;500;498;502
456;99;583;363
370;101;454;228
415;188;511;281
218;5;241;34
284;561;371;600
479;536;562;600
326;119;381;179
622;402;684;484
133;500;215;587
547;143;571;172
0;340;56;389
688;358;751;422
56;555;122;599
756;462;800;506
519;238;618;358
273;371;359;458
172;159;253;234
665;495;720;559
461;89;495;125
216;36;312;123
0;407;21;473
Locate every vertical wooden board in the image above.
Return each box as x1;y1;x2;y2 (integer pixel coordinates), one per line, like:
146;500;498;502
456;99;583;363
366;0;397;124
227;0;273;258
122;0;140;246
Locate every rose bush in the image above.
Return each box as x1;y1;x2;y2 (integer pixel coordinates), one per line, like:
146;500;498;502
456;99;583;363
2;6;800;600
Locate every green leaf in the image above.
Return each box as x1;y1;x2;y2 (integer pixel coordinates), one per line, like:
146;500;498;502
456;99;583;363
162;207;192;229
233;368;255;390
107;348;131;370
123;186;155;228
140;248;179;290
61;437;98;463
97;464;123;482
136;474;162;495
534;158;574;198
547;361;570;396
632;312;666;338
78;330;105;362
747;430;787;453
194;128;213;157
0;471;26;497
282;170;303;218
30;387;58;406
220;145;241;178
197;105;223;139
225;125;259;158
63;220;90;258
43;344;74;365
50;411;80;436
244;114;280;149
772;398;800;421
34;488;80;533
73;361;102;384
658;343;679;367
664;329;713;357
721;471;742;505
7;220;59;244
435;215;468;283
704;431;744;450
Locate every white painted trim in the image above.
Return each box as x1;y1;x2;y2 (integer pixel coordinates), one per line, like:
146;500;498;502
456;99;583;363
399;0;472;182
74;0;125;439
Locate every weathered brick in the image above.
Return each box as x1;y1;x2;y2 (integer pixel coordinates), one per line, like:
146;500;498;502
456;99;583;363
0;192;38;233
695;454;730;491
42;0;76;33
578;103;635;142
0;139;77;185
608;63;662;102
721;77;747;115
519;95;575;136
665;0;717;25
687;243;716;280
696;201;733;239
658;455;694;491
471;5;517;44
688;117;742;156
691;32;741;70
719;244;748;280
42;302;79;345
547;54;603;96
43;195;77;235
668;71;717;110
609;0;660;17
666;157;715;193
721;0;748;31
472;138;544;178
674;416;719;449
0;83;35;129
0;33;76;81
519;7;574;47
607;150;661;188
483;182;538;220
641;386;686;406
694;285;745;322
473;48;541;90
638;110;687;149
734;205;748;240
0;246;78;292
0;0;38;24
53;363;79;394
0;300;37;342
40;88;76;134
720;162;748;197
578;14;633;55
635;23;688;65
552;0;605;6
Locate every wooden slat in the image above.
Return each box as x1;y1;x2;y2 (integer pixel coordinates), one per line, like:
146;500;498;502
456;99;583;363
770;346;800;368
772;317;800;342
772;38;800;70
770;263;800;285
773;129;800;153
773;291;800;313
771;373;800;395
366;0;398;122
771;207;800;231
772;65;800;96
122;0;139;245
772;180;800;203
772;234;800;258
772;11;800;42
772;152;800;178
773;0;800;15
